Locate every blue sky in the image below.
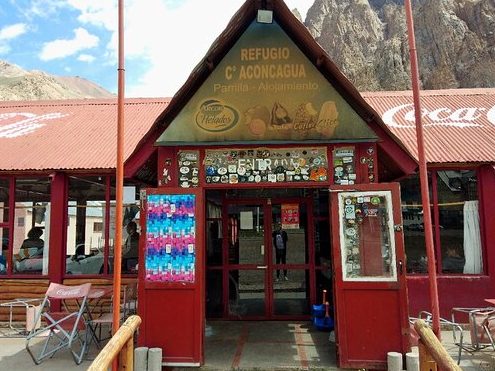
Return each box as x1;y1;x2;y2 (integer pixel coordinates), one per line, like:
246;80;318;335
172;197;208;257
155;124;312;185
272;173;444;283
0;0;312;97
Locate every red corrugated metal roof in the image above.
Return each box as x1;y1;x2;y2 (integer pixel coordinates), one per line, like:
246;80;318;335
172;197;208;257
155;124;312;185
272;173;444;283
362;88;495;164
0;98;170;172
1;88;493;173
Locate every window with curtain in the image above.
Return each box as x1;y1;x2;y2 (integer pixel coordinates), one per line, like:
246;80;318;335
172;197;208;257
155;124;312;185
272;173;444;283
437;170;481;274
400;170;482;275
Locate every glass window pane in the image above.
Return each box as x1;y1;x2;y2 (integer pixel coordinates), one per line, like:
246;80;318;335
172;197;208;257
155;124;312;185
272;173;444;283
0;228;8;274
273;269;310;315
207;220;222;266
66;176;106;275
229;269;265;318
13;178;51;275
401;174;428;274
272;203;308;266
0;178;10;223
339;192;396;281
437;170;480;274
206;270;223;318
314;219;330;266
228;204;264;265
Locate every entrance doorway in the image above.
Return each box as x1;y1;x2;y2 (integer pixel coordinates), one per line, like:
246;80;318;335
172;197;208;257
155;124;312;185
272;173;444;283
205;189;332;320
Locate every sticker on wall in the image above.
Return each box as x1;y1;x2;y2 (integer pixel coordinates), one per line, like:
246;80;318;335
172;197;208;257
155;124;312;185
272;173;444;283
178;151;199;188
333;147;356;185
204;147;328;185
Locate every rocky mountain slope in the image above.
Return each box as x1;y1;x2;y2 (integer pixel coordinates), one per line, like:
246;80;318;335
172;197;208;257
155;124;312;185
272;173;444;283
305;0;495;91
0;60;114;100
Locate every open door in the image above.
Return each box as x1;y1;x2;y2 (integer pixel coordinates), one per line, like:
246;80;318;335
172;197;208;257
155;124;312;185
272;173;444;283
330;183;409;369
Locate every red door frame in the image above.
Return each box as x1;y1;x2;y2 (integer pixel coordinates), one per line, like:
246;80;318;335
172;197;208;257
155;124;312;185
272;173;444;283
330;182;409;369
215;194;314;320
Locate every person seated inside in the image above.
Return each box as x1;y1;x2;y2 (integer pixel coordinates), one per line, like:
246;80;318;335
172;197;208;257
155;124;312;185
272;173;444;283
442;245;465;273
122;221;139;273
16;227;44;261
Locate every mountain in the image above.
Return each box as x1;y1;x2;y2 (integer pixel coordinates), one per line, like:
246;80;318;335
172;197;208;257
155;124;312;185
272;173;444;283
0;60;114;100
304;0;495;91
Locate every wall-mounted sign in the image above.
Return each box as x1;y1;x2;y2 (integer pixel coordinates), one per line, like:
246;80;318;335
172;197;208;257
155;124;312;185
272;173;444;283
204;147;328;185
156;21;377;145
281;204;299;229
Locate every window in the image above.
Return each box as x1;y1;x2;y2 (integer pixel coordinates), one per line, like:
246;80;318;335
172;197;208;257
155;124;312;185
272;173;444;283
66;176;107;275
401;174;429;274
437;170;480;274
400;170;481;275
66;176;140;276
0;178;9;274
13;178;51;275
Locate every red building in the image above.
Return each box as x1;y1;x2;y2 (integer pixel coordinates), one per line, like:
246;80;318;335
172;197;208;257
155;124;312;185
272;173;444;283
1;1;494;369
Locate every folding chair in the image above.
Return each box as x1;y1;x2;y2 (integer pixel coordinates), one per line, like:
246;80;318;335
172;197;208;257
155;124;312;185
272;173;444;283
409;311;465;364
122;282;137;319
451;307;495;362
25;282;92;365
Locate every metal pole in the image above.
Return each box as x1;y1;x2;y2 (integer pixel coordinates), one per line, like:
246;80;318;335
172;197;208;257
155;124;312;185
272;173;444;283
404;0;441;337
113;0;125;337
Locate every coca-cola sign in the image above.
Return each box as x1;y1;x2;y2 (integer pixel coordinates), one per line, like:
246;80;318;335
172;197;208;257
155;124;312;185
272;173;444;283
382;103;495;128
0;112;67;138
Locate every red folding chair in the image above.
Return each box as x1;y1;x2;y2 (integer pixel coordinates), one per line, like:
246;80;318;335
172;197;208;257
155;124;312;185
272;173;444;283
25;282;92;365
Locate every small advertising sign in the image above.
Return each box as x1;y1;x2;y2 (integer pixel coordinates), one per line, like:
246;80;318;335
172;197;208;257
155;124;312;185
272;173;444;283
281;203;299;229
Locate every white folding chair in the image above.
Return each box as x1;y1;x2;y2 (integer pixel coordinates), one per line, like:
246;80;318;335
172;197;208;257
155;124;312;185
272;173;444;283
25;282;92;365
451;307;495;362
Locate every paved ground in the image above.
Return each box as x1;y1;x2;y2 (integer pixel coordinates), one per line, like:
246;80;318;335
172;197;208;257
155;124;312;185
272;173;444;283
1;322;494;370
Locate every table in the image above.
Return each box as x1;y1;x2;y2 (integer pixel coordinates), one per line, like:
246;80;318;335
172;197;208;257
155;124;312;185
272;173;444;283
0;298;44;334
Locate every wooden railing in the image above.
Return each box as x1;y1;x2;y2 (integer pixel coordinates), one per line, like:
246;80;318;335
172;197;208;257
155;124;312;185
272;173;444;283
414;319;462;371
88;315;141;371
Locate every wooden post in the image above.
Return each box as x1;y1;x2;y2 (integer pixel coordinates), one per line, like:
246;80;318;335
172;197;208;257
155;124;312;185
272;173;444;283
119;337;134;371
418;340;437;371
414;319;462;371
88;315;141;371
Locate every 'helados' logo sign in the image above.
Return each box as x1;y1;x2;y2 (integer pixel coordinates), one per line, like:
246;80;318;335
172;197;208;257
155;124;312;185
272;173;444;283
195;100;239;132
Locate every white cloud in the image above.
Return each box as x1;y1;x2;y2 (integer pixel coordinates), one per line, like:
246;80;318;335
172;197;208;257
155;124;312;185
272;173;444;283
0;23;28;55
78;54;96;63
39;27;99;61
0;23;28;41
26;0;67;18
62;0;311;97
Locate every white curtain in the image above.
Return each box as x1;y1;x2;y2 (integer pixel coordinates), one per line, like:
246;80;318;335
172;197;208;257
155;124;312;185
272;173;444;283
463;200;483;274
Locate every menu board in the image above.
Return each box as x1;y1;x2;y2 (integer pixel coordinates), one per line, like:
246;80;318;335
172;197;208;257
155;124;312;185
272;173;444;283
178;151;200;188
333;147;356;185
204;147;328;185
145;194;196;282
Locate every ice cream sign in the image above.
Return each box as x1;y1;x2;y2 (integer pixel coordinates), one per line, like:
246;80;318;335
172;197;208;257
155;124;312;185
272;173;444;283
383;103;495;128
0;112;67;138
